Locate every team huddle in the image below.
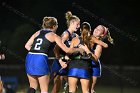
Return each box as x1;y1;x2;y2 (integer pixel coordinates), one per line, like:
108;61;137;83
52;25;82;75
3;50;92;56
25;11;113;93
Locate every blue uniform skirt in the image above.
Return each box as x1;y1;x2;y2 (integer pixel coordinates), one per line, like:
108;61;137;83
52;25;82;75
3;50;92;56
68;68;91;79
25;52;50;76
91;60;101;77
51;59;68;76
68;60;91;79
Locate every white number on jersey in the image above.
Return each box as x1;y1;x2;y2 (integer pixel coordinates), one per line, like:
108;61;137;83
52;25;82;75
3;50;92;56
34;38;43;50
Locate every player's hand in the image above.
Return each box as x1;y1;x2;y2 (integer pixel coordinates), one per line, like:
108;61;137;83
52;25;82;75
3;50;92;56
64;55;70;61
79;44;88;52
59;59;67;68
77;44;86;55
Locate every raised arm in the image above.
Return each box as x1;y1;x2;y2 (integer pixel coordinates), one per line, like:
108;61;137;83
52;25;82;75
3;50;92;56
80;44;99;61
91;36;108;48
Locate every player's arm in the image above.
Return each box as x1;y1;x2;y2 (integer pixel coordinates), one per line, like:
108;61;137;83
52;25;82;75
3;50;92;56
53;45;61;59
91;36;108;48
53;31;69;59
54;34;74;53
70;37;98;61
54;34;84;54
81;44;99;61
94;45;102;59
25;31;40;51
61;31;69;42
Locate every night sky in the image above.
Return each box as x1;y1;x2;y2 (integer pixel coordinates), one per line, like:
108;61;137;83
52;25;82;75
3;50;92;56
0;0;139;66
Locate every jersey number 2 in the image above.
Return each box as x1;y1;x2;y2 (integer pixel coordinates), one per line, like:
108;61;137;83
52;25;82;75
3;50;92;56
34;38;43;50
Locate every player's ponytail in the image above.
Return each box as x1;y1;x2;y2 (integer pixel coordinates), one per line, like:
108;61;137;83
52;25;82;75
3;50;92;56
65;11;80;27
102;26;114;45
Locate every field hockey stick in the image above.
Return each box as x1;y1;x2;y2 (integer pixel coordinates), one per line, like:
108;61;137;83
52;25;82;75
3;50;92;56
49;59;71;83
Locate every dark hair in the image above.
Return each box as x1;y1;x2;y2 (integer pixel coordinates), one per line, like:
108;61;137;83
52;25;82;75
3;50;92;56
80;22;92;49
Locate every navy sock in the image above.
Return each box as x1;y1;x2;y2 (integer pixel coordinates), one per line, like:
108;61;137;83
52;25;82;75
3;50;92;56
27;87;36;93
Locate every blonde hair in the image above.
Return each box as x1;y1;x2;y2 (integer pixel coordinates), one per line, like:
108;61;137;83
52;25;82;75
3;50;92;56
106;30;114;45
102;26;114;45
42;16;58;29
65;11;80;27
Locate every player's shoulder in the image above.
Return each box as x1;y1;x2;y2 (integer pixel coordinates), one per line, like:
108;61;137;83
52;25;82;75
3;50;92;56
62;31;69;36
49;32;58;38
33;30;40;37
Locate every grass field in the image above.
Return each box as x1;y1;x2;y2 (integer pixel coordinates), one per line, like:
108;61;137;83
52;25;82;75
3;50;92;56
16;85;140;93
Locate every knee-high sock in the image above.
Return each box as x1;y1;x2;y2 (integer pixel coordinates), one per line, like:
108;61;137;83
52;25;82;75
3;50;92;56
27;87;36;93
41;92;48;93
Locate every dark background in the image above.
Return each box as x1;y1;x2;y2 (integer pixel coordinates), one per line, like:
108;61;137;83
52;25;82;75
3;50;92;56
0;0;140;92
0;0;139;66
